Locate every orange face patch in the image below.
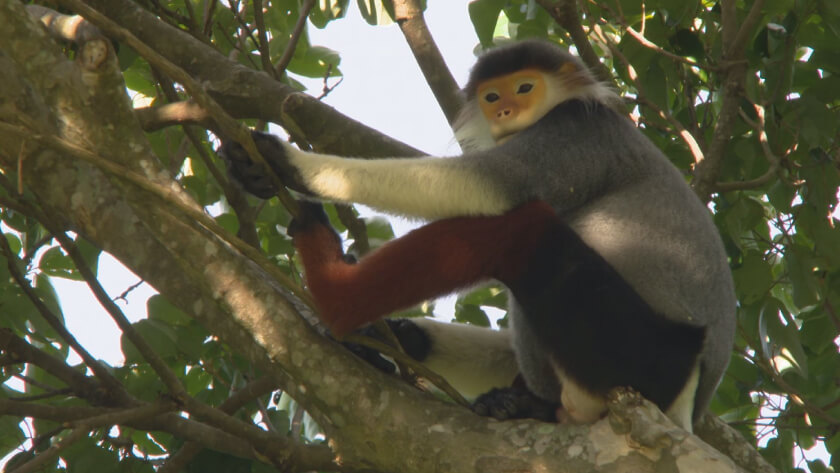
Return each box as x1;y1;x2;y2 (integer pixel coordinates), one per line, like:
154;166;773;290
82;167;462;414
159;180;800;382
476;68;548;142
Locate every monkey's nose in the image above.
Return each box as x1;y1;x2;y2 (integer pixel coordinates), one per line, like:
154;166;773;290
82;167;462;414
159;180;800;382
496;109;514;119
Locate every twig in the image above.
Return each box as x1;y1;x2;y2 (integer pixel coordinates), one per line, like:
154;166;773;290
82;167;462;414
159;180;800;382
729;0;767;58
692;0;765;200
115;280;145;303
48;225;187;398
715;104;781;192
536;0;614;84
623;26;706;68
149;69;260;248
159;376;277;473
275;0;315;77
392;0;464;125
10;402;177;473
316;64;343;100
0;329;113;405
252;0;276;78
9;428;88;473
595;27;705;164
0;229;125;395
334;204;370;255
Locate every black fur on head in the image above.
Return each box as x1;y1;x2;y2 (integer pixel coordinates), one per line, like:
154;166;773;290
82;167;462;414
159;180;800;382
464;40;583;97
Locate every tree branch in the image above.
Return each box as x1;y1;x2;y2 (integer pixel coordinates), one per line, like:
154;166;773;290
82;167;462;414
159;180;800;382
392;0;464;125
536;0;613;84
77;0;422;158
52;0;302;216
691;0;766;200
275;0;315;77
715;104;781;192
0;329;111;404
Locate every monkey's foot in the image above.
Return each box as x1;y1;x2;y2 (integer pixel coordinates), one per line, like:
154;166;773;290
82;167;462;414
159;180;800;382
473;387;558;422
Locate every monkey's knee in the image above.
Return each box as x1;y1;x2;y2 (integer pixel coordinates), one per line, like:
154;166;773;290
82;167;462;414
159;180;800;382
559;381;607;424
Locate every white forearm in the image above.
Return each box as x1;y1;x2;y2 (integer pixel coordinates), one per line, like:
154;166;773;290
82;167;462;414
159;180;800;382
290;150;512;219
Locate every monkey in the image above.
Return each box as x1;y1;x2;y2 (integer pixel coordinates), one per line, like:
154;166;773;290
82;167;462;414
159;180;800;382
218;39;736;432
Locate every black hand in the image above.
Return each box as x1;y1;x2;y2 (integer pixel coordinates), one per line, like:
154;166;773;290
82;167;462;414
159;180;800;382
218;131;306;198
473;386;558;422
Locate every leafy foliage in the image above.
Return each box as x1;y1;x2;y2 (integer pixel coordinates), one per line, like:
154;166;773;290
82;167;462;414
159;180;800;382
0;0;839;472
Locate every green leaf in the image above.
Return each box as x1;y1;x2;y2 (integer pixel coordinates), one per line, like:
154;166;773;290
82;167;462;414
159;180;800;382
457;285;508;311
215;212;240;235
39;246;79;280
722;196;766;246
0;415;24;458
760;299;808;376
73;236;101;277
357;0;395;26
514;19;550;41
453;303;490;326
119;364;165;401
64;437;120;473
669;29;704;58
287;45;342;78
309;0;350;28
132;431;167;456
786;245;821;307
798;96;836;147
187;448;252;473
732;251;774;304
266;407;291;434
121;319;178;364
147;294;190;325
174;323;209;362
641;62;668;112
767;179;796;213
469;0;507;46
364;216;395;248
799;308;836;352
796;204;840;267
183;364;213;395
3;232;21;256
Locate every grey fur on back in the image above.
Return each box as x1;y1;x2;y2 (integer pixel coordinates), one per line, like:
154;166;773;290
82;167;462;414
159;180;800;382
470;99;736;420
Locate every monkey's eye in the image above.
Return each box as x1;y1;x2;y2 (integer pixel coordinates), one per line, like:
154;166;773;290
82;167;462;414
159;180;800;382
517;83;534;94
484;92;500;103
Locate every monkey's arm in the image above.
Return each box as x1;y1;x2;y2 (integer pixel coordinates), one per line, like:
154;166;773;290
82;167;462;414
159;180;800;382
291;201;555;336
220;132;513;219
289;151;512;219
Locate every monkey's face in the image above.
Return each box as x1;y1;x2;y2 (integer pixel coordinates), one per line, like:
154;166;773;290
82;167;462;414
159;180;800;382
477;68;554;143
